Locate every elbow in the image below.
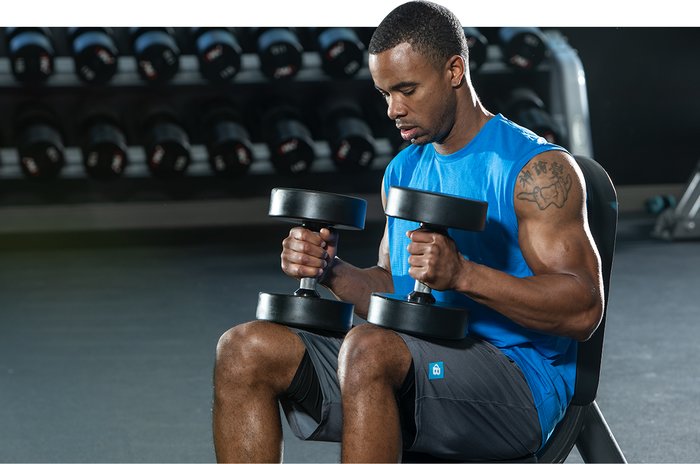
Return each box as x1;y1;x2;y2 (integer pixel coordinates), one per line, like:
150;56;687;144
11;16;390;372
572;298;604;342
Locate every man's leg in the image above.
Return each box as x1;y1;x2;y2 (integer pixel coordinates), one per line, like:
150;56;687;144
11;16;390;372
213;320;306;462
338;324;413;462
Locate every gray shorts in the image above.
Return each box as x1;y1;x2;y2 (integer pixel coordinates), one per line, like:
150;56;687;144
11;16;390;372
280;327;542;461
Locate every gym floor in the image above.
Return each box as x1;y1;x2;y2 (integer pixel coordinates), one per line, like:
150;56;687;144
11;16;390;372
1;213;699;463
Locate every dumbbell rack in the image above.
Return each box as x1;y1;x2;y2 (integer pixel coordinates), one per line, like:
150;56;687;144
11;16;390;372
0;28;593;234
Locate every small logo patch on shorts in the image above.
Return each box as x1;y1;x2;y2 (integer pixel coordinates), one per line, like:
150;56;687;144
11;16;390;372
428;362;444;380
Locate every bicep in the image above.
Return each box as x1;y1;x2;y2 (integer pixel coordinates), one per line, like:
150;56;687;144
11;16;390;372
514;151;600;279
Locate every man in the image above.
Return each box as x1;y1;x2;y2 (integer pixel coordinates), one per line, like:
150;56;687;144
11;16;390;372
213;1;604;461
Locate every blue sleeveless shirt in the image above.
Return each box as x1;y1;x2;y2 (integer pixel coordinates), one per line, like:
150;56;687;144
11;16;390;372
383;114;577;446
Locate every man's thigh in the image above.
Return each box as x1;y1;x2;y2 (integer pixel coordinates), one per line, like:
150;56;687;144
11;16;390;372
397;333;542;461
280;327;541;461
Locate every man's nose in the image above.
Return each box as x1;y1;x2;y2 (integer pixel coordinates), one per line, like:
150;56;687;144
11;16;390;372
387;96;407;120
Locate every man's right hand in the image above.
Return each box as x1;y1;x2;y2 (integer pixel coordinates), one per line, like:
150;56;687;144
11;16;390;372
281;227;338;280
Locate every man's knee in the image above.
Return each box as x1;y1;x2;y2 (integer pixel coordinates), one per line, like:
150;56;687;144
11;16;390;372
215;320;305;387
338;324;412;389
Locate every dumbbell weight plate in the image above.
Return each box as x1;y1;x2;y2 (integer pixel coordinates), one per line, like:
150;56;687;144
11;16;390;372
256;293;354;333
269;188;367;230
367;293;468;340
367;186;488;340
385;186;488;231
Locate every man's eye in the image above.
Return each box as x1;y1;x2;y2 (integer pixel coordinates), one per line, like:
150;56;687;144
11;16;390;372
402;88;415;96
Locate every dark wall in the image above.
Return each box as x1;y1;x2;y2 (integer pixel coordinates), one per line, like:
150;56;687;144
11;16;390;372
554;27;700;186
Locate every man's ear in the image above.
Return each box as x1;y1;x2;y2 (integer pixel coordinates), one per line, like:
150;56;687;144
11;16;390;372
447;55;466;87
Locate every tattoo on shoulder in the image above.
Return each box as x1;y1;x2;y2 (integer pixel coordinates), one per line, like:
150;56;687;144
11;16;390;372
516;159;572;210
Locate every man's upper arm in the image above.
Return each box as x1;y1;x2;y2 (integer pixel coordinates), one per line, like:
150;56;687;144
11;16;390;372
514;151;601;288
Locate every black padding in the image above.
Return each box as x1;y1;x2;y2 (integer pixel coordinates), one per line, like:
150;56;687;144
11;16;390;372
570;156;618;406
256;292;354;333
367;292;469;340
385;187;488;231
268;188;367;230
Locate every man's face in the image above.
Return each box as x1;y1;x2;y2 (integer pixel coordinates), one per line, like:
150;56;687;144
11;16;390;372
369;42;456;146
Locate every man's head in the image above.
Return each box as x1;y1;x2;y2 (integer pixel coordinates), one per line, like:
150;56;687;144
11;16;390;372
368;0;469;71
368;1;472;151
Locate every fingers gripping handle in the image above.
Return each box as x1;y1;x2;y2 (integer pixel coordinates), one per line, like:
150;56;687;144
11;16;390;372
407;222;447;304
293;221;329;298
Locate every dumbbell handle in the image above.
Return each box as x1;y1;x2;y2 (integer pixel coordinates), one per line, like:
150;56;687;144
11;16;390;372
296;277;319;297
407;223;447;305
292;221;330;298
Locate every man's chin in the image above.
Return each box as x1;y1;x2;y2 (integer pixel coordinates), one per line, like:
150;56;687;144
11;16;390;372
409;135;431;145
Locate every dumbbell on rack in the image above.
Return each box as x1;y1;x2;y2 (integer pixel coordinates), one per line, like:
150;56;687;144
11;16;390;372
261;104;316;175
463;27;488;73
191;28;242;83
367;186;488;340
498;27;547;71
256;187;367;333
142;109;191;178
311;28;365;78
249;28;304;80
320;96;376;171
80;112;129;179
69;27;119;84
201;102;254;178
130;27;181;84
5;27;55;84
15;104;65;179
504;87;560;144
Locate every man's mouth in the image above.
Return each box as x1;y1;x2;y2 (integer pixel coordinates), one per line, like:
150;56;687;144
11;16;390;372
398;126;418;141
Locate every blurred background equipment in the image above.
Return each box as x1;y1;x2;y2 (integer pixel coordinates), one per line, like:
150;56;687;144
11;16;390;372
191;27;242;83
497;27;547;71
201;101;254;178
15;103;65;179
130;27;181;84
503;87;560;144
69;27;119;84
0;27;695;234
6;27;55;84
142;109;191;178
462;27;488;73
313;27;365;78
262;104;316;175
80;112;129;179
320;96;376;171
250;27;303;80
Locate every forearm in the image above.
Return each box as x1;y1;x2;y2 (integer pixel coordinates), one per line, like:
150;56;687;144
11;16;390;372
457;259;602;341
321;258;394;320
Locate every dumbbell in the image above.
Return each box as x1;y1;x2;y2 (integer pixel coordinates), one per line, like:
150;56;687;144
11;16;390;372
5;27;55;84
250;28;304;80
256;188;367;333
68;27;119;84
201;103;254;178
498;27;547;71
367;186;488;340
504;87;559;144
646;194;677;215
262;105;316;175
191;28;242;82
463;27;488;73
313;28;365;78
80;113;129;179
142;110;191;178
321;97;376;171
15;105;65;179
130;27;180;83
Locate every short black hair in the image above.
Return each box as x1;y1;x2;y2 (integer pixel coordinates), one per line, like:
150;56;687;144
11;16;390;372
368;0;469;68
